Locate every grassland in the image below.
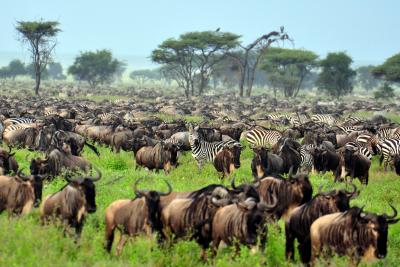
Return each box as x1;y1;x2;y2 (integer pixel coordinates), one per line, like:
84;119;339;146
0;138;399;267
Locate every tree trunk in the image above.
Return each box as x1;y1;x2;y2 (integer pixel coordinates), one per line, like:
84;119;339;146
35;68;41;95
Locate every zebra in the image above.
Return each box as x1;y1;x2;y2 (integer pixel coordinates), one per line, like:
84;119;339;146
311;114;339;126
246;127;282;148
343;115;364;125
378;127;400;140
379;139;400;171
188;125;241;170
337;125;359;134
299;146;313;172
344;142;372;160
43;110;58;117
3;117;36;128
98;113;117;121
3;124;35;134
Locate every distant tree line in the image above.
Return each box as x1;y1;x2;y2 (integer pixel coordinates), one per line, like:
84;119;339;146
3;19;399;98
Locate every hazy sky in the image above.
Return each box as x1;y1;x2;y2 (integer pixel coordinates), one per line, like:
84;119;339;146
1;0;399;67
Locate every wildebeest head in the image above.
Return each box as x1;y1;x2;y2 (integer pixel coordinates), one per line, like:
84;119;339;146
16;170;46;207
317;184;358;212
0;147;17;175
287;170;313;205
230;177;260;203
65;167;102;213
227;143;242;168
133;177;172;231
131;137;149;154
356;205;399;259
163;143;179;166
30;157;49;175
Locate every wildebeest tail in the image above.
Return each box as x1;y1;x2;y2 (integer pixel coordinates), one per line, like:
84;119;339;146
85;141;100;157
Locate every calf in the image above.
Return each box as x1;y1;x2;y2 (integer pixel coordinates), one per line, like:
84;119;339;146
213;143;242;178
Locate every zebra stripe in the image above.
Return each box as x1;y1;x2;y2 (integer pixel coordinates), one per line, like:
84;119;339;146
311;114;338;126
300;146;313;171
246;127;282;148
3;124;35;134
344;142;372;160
3;118;36;127
380;139;400;170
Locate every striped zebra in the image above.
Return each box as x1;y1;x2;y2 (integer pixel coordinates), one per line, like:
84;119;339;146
379;139;400;171
311;114;338;126
98;113;118;121
378;127;400;140
299;146;313;172
44;110;58;117
343;115;364;125
337;126;359;134
246;127;282;148
3;123;35;134
344;142;372;160
189;125;240;169
3;117;36;128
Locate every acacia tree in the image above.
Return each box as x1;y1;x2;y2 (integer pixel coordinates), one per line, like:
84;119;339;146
261;48;317;97
227;28;291;97
372;53;400;99
317;52;356;99
7;59;26;80
16;20;61;95
151;31;240;97
68;50;122;89
356;65;379;91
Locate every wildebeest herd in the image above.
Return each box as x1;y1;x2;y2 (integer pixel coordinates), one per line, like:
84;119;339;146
0;95;400;266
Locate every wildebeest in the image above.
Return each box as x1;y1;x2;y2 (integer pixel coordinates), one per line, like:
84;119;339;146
0;147;18;175
310;206;399;266
30;145;92;178
110;130;133;153
104;178;172;255
285;184;358;263
341;146;371;184
40;167;101;239
251;147;283;179
394;154;400;176
3;127;39;149
135;142;179;174
213;143;242;178
256;170;313;220
211;196;277;257
0;170;45;216
161;184;233;259
277;138;302;174
312;146;341;181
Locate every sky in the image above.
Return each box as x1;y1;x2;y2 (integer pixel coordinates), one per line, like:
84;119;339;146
1;0;399;68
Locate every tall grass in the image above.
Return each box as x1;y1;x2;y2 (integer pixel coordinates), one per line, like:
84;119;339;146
0;143;399;267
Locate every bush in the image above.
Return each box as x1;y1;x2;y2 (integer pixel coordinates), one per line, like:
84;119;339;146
374;82;395;99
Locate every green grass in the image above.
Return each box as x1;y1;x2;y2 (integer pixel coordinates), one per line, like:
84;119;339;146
1;143;400;267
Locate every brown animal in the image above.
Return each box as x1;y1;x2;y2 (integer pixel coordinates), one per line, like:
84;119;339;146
0;170;45;216
30;146;91;178
0;147;18;175
211;196;277;257
40;168;101;239
213;143;242;178
135;142;179;174
310;206;399;266
104;178;172;255
110;130;134;153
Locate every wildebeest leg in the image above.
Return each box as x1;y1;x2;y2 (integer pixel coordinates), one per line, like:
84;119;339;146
116;235;128;256
259;226;268;254
211;237;220;258
75;222;84;243
298;237;312;264
104;225;115;253
285;223;295;260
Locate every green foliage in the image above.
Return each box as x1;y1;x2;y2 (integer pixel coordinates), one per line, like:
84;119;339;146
129;69;161;85
68;50;122;89
15;20;61;95
47;62;66;80
0;59;26;80
317;52;356;99
151;31;240;97
261;48;318;97
356;65;379;91
374;82;395;99
373;53;400;84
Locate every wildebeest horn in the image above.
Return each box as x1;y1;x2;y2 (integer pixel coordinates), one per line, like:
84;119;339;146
133;177;147;197
384;204;398;220
8;147;15;157
211;196;230;207
258;194;278;211
346;184;358;198
88;167;102;181
16;169;30;181
158;179;172;196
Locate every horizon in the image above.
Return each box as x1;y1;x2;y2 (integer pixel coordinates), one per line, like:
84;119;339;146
1;0;399;69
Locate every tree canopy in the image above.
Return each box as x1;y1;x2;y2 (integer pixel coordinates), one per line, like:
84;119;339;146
372;53;400;84
16;20;61;95
356;65;379;91
68;50;122;89
151;31;240;97
317;52;356;99
261;47;318;97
